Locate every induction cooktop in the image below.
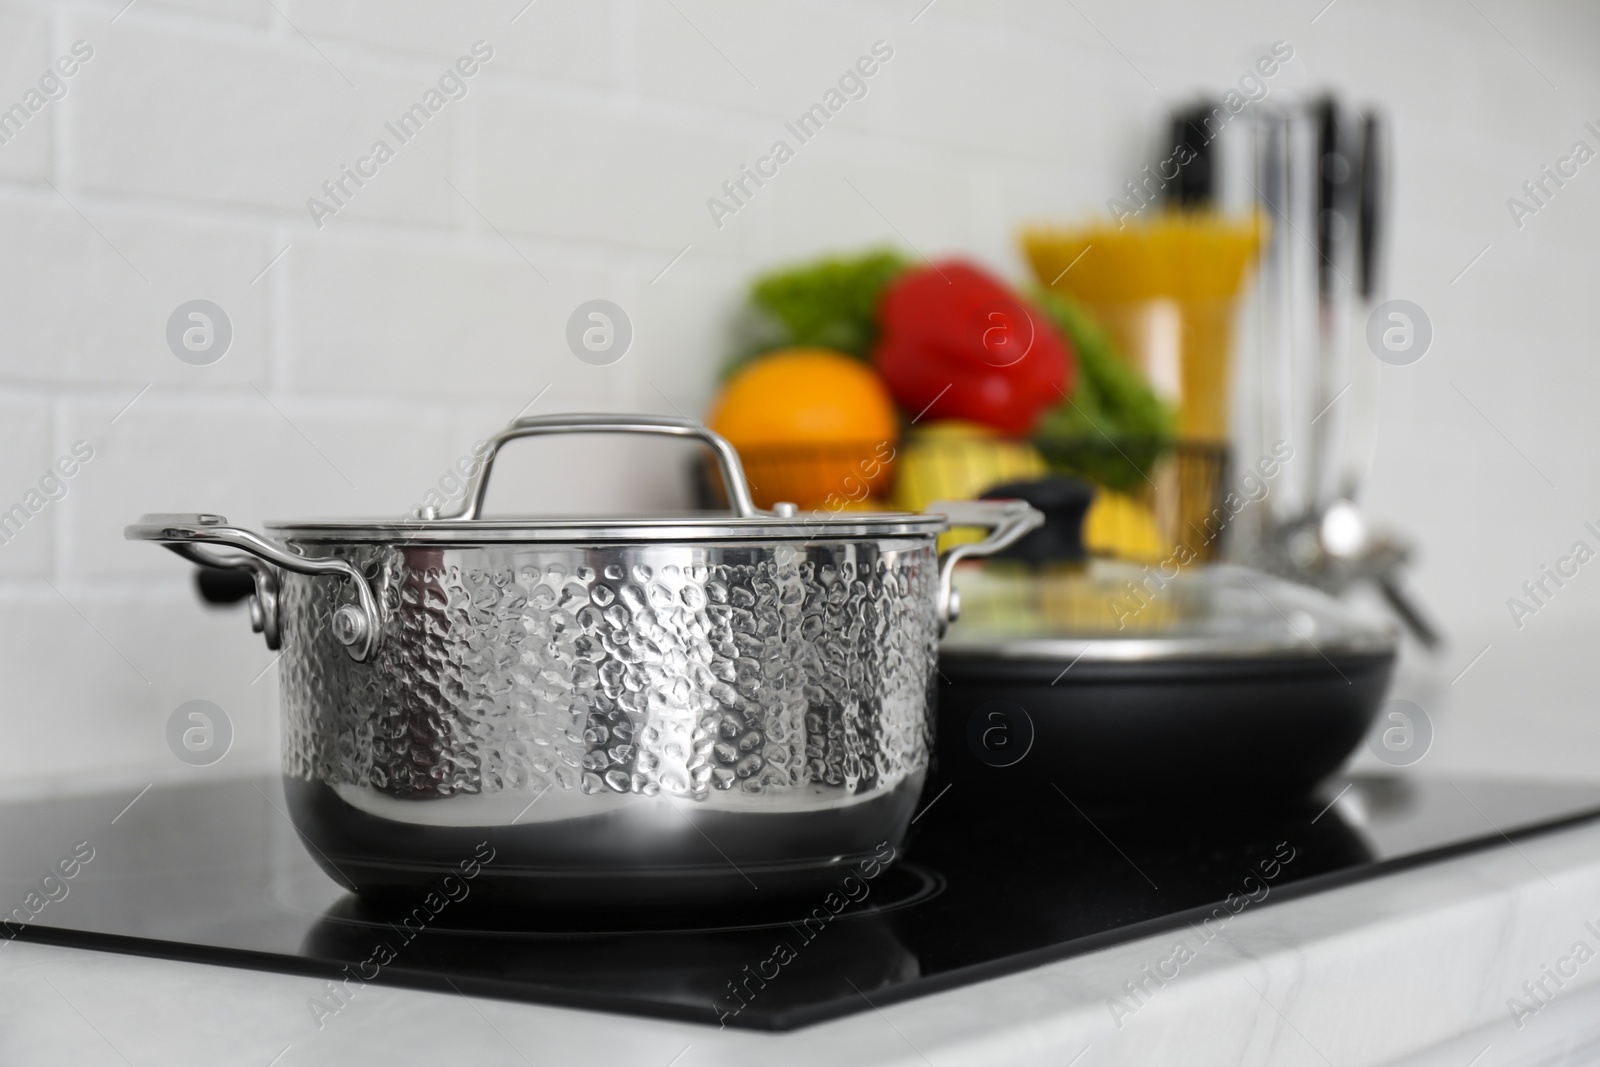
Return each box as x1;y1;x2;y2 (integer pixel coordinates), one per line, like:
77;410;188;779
1;772;1597;1031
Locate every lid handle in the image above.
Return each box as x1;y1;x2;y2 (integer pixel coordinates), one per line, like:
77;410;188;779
445;414;759;520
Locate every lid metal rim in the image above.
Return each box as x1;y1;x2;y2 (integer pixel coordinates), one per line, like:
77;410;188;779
938;633;1399;663
265;516;949;544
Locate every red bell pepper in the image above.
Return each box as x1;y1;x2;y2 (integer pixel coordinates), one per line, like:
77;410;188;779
872;260;1073;435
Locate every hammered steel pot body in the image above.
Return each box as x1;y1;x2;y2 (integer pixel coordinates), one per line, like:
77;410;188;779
277;535;939;909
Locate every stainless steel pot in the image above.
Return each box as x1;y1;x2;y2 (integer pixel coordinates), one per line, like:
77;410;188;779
128;414;1040;910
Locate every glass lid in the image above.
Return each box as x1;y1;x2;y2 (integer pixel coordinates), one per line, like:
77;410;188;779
941;560;1399;663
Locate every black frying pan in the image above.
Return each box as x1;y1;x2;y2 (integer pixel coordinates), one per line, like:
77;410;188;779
934;650;1394;806
931;476;1398;807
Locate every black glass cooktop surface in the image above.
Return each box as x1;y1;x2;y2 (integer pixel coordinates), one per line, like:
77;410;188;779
2;773;1598;1031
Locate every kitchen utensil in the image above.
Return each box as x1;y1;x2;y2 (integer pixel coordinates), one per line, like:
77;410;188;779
1244;101;1440;648
1310;96;1350;512
127;414;1041;910
1248;105;1304;533
1346;109;1384;500
1167;102;1219;209
935;478;1397;803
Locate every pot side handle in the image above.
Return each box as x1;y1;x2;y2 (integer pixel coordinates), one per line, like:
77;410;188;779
443;413;759;521
123;514;382;662
928;499;1045;631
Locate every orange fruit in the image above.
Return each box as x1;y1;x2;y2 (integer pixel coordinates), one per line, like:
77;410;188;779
707;348;900;510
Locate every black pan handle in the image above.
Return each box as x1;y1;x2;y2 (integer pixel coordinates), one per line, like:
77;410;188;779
197;566;256;604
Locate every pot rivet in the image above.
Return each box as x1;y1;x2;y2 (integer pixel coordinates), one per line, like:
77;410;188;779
947;588;961;623
771;501;798;518
247;595;265;633
332;605;367;647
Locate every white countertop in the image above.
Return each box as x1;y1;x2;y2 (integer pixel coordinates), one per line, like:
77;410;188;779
5;810;1600;1066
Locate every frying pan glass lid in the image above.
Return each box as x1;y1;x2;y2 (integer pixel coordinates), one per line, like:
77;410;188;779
940;560;1398;663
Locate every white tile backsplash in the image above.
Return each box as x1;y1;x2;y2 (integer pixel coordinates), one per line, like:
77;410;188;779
0;2;57;182
0;194;272;387
0;400;56;578
282;229;561;398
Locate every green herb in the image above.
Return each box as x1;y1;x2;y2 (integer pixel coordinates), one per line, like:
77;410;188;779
1031;288;1175;493
723;249;910;377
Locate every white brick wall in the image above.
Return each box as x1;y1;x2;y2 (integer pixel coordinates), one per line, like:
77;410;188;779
0;2;56;181
0;194;271;385
1;0;1599;795
0;400;56;577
